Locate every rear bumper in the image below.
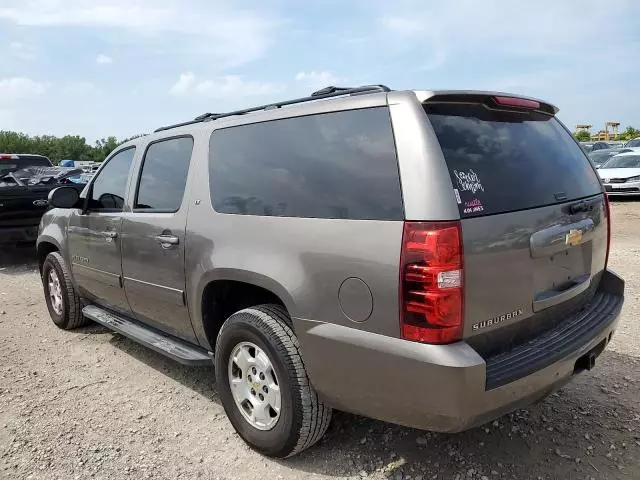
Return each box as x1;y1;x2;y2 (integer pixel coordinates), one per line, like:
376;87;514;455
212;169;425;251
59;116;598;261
0;225;39;244
296;270;624;432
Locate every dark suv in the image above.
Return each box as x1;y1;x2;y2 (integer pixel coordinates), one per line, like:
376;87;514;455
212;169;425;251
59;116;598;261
1;154;54;244
37;86;624;457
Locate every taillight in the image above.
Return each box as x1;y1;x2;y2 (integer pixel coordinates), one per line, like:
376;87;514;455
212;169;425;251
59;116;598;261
493;96;540;110
604;194;611;269
400;221;464;344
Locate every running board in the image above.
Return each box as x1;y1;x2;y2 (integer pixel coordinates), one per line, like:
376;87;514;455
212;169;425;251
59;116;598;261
82;305;212;366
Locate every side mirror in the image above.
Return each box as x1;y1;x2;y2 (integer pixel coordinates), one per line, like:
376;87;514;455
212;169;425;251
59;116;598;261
48;186;80;209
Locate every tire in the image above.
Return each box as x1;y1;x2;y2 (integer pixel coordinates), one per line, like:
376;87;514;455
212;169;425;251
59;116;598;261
42;252;88;330
215;304;331;458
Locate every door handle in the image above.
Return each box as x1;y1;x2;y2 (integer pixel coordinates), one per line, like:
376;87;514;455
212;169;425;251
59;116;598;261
154;234;180;247
102;231;118;239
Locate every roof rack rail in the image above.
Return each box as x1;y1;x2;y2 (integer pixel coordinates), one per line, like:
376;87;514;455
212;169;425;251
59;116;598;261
154;84;391;132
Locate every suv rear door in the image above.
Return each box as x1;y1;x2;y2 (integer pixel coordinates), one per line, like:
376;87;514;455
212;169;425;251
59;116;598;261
120;136;197;342
423;95;606;357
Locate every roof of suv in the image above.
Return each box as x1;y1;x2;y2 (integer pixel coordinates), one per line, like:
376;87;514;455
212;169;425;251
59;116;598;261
154;85;393;133
147;86;559;140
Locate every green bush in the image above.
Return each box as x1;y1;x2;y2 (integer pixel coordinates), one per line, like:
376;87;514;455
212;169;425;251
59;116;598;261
0;131;144;165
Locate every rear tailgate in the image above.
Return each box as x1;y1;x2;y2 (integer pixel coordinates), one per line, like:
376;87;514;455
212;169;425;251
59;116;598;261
424;95;607;357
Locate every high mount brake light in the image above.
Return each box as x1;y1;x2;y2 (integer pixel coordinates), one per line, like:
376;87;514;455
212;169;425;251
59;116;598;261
400;222;464;344
493;96;540;110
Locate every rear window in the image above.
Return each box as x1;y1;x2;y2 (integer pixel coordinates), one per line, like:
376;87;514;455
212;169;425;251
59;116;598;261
17;155;52;167
426;103;602;217
0;155;51;175
0;163;18;176
135;136;193;212
208;107;403;220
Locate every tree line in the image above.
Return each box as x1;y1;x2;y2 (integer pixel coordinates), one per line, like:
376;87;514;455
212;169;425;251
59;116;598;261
574;126;639;143
2;126;638;165
0;131;144;165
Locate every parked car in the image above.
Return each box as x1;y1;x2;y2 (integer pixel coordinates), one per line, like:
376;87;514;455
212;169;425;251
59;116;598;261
579;141;612;153
589;148;633;168
598;152;640;195
37;86;624;457
584;142;611;153
0;154;86;244
0;153;51;174
77;162;100;173
579;142;594;153
623;137;640;148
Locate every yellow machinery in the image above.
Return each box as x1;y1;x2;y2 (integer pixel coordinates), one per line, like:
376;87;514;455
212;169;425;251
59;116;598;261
590;122;620;141
605;122;620;141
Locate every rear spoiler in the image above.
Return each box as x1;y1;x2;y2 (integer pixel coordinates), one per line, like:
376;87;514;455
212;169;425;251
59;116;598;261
420;92;558;116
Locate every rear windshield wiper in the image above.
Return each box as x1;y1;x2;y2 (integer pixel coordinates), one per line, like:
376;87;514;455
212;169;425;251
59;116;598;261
568;200;596;214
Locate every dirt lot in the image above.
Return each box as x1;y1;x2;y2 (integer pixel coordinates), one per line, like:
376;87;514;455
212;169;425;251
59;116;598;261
1;201;639;480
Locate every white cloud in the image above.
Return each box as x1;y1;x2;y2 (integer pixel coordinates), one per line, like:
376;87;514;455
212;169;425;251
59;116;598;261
378;0;637;57
372;1;640;76
0;0;282;68
169;73;283;99
0;77;46;105
96;54;113;65
169;72;195;95
295;71;344;90
482;70;567;93
66;82;99;95
380;17;423;35
9;41;37;59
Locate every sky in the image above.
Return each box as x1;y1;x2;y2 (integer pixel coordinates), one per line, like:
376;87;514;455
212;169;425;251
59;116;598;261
1;0;639;143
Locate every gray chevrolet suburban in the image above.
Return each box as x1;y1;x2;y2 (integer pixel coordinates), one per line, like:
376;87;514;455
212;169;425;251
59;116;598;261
37;85;624;458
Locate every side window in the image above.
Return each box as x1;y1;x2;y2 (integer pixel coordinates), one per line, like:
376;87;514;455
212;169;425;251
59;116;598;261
89;148;136;211
135;137;194;212
208;107;403;220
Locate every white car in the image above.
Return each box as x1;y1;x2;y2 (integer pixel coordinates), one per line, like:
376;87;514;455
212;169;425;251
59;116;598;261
598;151;640;195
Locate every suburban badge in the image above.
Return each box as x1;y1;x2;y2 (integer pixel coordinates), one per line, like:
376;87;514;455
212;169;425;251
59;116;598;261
472;308;524;331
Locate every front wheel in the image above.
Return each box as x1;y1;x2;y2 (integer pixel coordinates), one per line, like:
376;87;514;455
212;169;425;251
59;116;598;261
42;252;88;330
215;305;331;458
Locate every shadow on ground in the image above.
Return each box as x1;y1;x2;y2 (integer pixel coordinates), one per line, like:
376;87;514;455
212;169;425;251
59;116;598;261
609;196;640;204
106;331;218;402
285;350;639;480
82;325;640;480
0;244;38;275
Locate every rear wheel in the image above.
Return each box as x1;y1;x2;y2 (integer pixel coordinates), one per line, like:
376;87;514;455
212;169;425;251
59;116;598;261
42;252;88;330
215;305;331;457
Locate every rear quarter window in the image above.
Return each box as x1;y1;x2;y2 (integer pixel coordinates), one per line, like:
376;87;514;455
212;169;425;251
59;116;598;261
0;155;51;175
425;103;602;217
208;107;403;220
17;155;52;167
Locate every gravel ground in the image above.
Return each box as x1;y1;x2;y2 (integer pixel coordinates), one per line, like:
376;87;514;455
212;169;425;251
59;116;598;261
1;200;639;480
